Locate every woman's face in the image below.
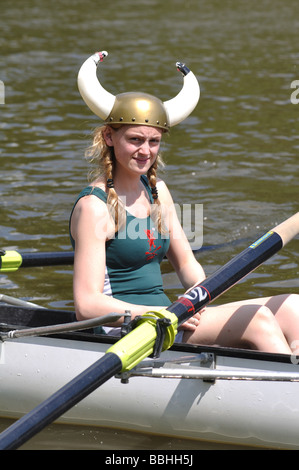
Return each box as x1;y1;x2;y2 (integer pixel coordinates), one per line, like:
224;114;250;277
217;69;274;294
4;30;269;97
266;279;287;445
103;125;163;177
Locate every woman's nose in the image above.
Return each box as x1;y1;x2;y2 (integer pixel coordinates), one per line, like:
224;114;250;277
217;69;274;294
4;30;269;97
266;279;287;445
139;141;150;155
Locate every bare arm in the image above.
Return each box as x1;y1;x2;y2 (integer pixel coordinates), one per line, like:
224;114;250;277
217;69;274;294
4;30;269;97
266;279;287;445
70;195;163;324
157;180;206;289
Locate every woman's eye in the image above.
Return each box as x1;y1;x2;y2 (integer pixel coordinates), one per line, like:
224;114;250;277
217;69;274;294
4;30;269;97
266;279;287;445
129;137;160;145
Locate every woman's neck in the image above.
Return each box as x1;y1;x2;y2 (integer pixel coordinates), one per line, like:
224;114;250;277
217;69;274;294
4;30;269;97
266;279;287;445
114;173;142;194
114;174;151;217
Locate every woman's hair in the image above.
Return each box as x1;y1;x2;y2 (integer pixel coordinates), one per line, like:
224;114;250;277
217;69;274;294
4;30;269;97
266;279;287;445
85;125;166;234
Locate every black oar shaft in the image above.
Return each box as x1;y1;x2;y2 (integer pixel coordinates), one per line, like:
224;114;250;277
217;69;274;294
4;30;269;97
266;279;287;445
0;250;75;272
20;251;75;268
0;353;122;450
168;231;283;325
0;240;248;272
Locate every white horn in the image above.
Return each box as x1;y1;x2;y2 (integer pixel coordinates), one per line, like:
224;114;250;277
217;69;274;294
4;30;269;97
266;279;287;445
77;51;115;119
164;62;200;127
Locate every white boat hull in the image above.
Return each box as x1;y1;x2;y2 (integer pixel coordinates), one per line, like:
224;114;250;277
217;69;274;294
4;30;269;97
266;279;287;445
1;329;299;450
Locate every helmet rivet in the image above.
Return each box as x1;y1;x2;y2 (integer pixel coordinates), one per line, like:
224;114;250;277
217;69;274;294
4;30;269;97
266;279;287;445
132;117;136;122
119;117;123;121
145;119;149;123
109;117;113;121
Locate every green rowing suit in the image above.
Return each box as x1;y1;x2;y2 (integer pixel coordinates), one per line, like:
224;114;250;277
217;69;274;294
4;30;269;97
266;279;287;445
69;176;171;308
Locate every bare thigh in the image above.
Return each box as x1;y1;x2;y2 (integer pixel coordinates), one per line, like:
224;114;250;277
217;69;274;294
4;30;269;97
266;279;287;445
183;303;253;348
218;294;299;343
182;295;291;349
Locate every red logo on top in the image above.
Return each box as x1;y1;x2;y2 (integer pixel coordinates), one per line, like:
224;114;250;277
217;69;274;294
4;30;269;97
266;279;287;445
144;229;161;260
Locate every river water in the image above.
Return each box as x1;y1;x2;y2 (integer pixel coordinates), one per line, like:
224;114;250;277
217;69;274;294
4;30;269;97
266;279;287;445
0;0;298;450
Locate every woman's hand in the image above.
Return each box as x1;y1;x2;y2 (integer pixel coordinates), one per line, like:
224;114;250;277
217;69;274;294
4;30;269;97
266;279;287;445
178;311;203;331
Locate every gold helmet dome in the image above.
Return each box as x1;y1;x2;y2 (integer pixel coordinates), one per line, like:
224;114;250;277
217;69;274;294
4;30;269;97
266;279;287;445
77;51;200;131
107;92;168;130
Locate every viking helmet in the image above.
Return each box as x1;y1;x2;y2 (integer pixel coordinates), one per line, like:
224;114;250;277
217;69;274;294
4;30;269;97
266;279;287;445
77;51;200;131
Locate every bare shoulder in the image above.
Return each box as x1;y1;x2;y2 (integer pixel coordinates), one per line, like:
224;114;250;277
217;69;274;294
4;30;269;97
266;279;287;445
71;191;114;241
156;178;175;205
73;192;108;219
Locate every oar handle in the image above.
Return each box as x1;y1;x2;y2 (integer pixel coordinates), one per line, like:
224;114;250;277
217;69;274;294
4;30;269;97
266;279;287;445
272;212;299;246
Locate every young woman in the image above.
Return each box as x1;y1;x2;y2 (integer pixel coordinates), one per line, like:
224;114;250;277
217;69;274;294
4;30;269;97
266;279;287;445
70;51;299;354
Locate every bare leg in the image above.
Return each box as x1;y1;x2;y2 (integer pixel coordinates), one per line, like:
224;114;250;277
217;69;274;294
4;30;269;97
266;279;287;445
214;294;299;349
183;300;292;354
265;294;299;349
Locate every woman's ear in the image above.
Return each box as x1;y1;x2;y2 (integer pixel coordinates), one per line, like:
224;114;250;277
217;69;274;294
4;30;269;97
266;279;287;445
103;126;114;147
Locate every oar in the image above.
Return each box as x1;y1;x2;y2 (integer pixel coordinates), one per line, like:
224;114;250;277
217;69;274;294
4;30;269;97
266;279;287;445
0;213;297;450
0;239;249;272
0;250;75;272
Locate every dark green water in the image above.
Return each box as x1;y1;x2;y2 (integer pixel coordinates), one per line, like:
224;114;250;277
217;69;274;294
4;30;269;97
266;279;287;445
0;0;298;449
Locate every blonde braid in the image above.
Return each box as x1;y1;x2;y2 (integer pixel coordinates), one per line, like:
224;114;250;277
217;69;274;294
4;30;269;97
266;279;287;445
85;125;126;233
104;152;126;233
147;157;168;235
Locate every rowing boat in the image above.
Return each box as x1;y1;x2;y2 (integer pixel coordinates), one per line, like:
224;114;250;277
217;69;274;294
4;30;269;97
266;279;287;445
1;302;299;450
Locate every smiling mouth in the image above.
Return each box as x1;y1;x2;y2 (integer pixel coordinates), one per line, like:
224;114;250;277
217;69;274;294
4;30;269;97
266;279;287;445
133;157;150;162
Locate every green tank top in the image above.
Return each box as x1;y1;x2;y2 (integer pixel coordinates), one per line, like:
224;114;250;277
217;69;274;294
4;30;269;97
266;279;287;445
69;176;171;307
